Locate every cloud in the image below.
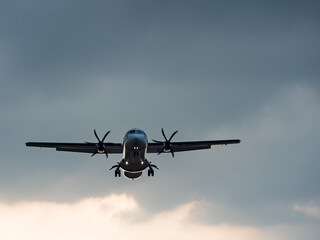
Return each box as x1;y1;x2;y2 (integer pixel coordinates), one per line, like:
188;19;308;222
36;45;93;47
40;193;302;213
0;194;138;240
293;202;320;218
0;194;318;240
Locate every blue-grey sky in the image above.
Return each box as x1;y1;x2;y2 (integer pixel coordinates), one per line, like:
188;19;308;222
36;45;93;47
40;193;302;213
0;0;320;239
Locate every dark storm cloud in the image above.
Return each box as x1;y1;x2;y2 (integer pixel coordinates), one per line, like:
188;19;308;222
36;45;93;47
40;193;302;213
1;0;318;125
1;0;319;88
1;0;319;138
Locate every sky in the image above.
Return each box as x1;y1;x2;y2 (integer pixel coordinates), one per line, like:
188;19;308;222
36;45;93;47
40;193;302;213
0;0;320;239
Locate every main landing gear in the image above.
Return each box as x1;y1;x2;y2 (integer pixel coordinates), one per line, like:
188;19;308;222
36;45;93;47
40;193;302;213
115;169;121;177
148;169;154;177
147;162;159;177
109;162;121;177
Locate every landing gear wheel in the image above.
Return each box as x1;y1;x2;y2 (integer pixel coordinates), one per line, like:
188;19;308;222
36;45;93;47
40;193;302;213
148;169;154;177
115;170;121;177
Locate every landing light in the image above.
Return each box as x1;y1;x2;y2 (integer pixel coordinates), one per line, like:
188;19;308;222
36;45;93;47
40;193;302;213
141;161;144;165
126;161;129;165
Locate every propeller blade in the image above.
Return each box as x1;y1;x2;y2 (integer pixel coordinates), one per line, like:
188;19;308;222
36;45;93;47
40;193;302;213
158;146;166;155
94;129;101;142
161;128;168;141
91;150;98;157
169;130;178;141
101;131;111;142
105;151;108;158
152;139;163;143
171;150;175;158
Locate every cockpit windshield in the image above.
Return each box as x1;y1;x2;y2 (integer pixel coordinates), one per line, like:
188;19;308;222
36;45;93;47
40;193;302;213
125;129;147;136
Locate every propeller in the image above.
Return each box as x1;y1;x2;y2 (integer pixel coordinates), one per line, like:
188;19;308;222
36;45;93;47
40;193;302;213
91;129;111;158
152;128;178;157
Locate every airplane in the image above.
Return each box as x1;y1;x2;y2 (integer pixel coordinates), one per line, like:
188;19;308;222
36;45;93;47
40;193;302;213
26;128;240;180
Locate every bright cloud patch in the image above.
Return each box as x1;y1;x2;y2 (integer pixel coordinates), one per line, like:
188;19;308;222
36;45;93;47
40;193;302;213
0;194;138;240
0;194;316;240
293;202;320;218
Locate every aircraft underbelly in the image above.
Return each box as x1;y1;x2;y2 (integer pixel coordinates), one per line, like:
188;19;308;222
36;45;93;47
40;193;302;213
123;171;143;179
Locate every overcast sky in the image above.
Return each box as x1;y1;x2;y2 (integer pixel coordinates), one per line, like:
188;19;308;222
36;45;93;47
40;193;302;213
0;0;320;239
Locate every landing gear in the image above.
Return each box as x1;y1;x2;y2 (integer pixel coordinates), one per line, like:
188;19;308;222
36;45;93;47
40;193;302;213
110;162;121;178
147;162;158;177
148;169;154;177
115;169;121;177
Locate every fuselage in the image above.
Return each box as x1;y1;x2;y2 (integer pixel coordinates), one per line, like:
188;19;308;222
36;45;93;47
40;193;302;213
118;128;150;179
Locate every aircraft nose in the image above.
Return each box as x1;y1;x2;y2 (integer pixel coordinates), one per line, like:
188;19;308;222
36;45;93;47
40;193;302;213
127;135;146;148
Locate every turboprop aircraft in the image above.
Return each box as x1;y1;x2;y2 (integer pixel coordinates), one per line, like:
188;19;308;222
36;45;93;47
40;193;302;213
26;128;240;180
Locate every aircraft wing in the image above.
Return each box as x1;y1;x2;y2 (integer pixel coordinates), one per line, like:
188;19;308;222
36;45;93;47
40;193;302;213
147;139;240;153
25;142;123;154
26;139;240;154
